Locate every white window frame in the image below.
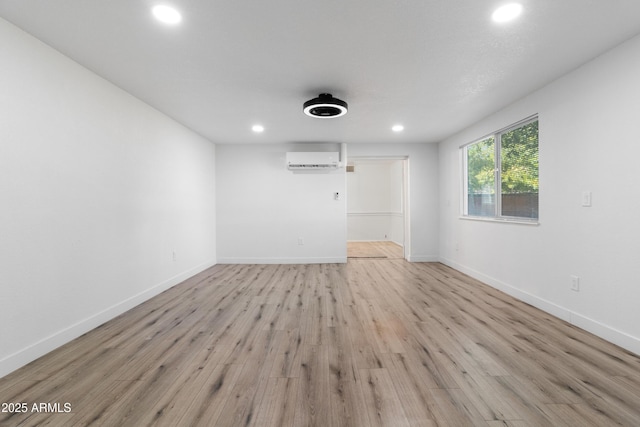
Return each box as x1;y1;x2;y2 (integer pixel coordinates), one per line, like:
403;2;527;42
461;115;539;224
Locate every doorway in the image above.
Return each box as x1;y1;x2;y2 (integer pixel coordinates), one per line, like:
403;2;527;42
346;157;409;260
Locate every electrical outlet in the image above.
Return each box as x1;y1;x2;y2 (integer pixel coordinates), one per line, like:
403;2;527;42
570;275;580;292
172;251;177;262
298;238;304;246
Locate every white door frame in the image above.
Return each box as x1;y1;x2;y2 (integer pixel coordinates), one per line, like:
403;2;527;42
347;156;410;261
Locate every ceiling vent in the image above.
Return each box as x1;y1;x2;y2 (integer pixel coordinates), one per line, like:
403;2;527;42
303;93;348;118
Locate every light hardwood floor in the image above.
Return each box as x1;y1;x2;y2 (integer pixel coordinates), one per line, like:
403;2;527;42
2;260;640;426
347;241;404;259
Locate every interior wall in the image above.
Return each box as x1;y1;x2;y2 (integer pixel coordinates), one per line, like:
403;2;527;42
388;161;404;244
438;33;640;355
216;143;346;263
347;160;404;244
0;18;217;377
348;143;439;262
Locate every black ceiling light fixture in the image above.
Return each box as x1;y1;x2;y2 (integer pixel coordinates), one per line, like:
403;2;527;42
303;93;348;118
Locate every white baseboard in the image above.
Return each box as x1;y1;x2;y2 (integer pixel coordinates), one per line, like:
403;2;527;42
407;255;439;262
347;239;405;247
0;260;216;379
569;312;640;357
438;257;640;356
217;257;347;264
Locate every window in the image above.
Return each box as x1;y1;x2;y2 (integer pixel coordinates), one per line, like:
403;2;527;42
463;117;538;221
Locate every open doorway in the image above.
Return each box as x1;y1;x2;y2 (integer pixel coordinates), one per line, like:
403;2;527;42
346;157;409;260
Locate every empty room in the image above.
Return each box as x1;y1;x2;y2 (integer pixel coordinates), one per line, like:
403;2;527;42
2;1;640;426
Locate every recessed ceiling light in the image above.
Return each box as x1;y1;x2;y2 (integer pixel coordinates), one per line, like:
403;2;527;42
392;124;404;132
152;5;182;25
492;3;523;23
252;125;265;133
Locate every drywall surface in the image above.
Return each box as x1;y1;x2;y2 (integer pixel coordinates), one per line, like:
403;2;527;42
348;143;439;262
347;160;404;244
438;33;640;354
0;18;217;377
216;143;346;263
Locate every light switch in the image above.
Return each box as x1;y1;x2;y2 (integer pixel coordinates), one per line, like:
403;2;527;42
582;191;592;207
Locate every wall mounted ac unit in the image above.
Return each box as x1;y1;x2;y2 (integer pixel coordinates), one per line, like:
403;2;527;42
286;152;340;170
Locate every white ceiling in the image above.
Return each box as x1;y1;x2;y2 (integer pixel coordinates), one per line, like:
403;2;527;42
2;1;640;145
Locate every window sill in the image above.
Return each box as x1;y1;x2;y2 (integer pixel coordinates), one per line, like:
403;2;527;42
459;216;540;226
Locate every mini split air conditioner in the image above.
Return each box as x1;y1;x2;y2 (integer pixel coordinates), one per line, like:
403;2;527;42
286;152;340;170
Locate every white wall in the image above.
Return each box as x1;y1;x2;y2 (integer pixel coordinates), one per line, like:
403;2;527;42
216;143;346;263
348;143;439;262
347;160;404;244
0;19;217;377
438;34;640;355
388;161;404;244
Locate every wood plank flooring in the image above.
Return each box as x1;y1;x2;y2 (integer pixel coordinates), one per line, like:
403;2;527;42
347;241;404;259
2;260;640;426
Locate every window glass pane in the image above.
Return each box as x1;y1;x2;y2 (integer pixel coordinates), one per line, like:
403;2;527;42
500;120;538;218
467;136;495;217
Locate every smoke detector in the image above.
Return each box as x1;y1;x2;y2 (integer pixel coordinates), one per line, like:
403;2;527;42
303;93;348;118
